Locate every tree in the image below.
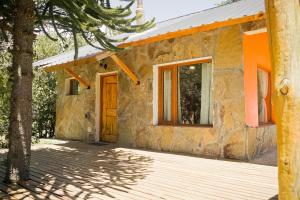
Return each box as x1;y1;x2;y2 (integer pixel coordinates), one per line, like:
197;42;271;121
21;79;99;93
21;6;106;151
265;0;300;199
0;0;154;183
0;35;78;147
0;47;11;144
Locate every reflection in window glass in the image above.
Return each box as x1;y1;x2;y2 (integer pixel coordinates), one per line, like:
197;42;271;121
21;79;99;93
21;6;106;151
163;70;172;122
178;63;212;125
70;79;80;95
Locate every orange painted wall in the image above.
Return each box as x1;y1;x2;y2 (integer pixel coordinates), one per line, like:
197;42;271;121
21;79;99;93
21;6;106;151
243;32;274;127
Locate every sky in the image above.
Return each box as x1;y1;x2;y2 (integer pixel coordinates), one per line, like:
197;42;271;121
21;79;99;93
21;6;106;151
111;0;225;22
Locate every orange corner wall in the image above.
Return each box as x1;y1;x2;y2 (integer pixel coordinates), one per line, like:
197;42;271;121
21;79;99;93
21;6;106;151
243;32;274;127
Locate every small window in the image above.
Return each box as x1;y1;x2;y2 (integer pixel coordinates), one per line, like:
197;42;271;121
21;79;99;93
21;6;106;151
65;78;80;96
158;60;213;126
257;68;271;123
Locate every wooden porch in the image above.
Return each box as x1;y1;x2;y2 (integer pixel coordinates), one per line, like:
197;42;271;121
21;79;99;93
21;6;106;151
0;141;278;200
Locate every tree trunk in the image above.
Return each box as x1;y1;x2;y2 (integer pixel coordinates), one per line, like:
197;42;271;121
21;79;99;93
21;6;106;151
265;0;300;199
4;0;35;183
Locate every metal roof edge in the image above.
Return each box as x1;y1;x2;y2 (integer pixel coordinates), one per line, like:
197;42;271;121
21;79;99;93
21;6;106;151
34;0;265;69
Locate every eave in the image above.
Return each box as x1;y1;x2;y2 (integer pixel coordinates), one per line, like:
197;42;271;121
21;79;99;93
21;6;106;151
42;12;266;84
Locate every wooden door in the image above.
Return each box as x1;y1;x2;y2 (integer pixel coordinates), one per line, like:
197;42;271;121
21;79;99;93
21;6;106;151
101;75;118;143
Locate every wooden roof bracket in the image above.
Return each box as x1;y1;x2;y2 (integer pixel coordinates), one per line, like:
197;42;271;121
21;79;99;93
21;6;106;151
110;54;140;85
64;67;90;89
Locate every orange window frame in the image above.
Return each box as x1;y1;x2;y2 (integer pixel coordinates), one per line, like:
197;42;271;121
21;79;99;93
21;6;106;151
158;59;212;126
158;66;178;125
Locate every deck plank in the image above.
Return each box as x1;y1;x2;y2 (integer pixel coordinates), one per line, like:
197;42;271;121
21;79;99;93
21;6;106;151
0;141;278;200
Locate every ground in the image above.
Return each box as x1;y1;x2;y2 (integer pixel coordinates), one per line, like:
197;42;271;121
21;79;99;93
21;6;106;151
0;140;278;200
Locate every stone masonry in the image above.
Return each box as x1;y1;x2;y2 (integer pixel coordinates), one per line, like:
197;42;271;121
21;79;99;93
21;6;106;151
55;20;276;160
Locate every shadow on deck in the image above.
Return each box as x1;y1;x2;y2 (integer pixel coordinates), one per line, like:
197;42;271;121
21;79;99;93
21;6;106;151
0;140;278;200
0;141;153;200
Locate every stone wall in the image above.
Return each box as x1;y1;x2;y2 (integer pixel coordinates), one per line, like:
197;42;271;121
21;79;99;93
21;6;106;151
55;20;276;160
55;63;119;141
246;125;277;160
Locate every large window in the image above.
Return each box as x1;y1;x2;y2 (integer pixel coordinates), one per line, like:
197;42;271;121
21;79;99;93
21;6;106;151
158;60;212;126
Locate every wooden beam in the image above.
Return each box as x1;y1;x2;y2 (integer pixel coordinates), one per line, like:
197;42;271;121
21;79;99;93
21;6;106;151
110;55;140;84
119;13;266;48
95;51;115;61
64;67;90;88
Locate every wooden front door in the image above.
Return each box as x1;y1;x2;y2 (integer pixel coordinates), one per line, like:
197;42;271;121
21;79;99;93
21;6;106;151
101;75;118;143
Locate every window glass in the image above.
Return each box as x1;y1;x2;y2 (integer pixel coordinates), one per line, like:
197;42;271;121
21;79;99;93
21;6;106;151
70;79;80;95
178;63;212;125
163;70;172;122
159;61;212;126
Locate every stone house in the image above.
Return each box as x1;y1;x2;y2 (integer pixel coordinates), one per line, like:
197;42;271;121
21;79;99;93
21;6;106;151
35;0;276;160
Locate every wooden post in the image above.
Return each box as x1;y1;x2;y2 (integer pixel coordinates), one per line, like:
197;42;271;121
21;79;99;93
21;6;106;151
265;0;300;199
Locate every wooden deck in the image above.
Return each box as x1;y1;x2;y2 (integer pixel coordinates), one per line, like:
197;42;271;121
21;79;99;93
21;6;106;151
0;141;278;200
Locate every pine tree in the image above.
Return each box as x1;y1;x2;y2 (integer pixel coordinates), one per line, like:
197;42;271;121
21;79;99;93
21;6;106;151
0;0;154;183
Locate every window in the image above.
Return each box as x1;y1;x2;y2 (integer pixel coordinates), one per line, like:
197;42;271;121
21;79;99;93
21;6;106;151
158;60;212;126
65;78;80;95
257;68;271;123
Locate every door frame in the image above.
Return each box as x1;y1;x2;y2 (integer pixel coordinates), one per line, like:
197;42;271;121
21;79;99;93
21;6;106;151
95;71;118;142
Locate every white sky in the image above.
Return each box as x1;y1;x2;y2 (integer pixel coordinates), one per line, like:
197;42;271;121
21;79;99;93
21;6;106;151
111;0;225;22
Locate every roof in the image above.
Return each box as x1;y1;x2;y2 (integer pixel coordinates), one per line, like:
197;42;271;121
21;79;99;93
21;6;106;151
34;0;265;68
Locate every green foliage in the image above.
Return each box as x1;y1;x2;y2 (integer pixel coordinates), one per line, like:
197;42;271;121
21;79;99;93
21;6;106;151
32;69;56;138
0;35;76;146
0;49;11;139
36;0;155;53
1;0;155;58
34;34;86;61
32;36;59;139
32;35;84;138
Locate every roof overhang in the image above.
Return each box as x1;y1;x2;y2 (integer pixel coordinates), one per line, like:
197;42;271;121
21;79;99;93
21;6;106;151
44;51;114;72
43;12;265;73
120;12;265;48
